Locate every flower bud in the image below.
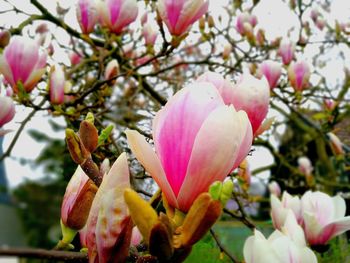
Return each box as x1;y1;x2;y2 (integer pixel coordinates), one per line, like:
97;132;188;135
288;61;311;91
76;0;98;34
0;96;15;128
49;65;65;105
278;38;295;65
61;166;98;230
65;128;90;164
268;181;281;197
79;120;99;153
258;60;282;89
104;59;119;81
0;30;10;48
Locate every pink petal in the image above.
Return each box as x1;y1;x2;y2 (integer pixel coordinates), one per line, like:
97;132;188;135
174;0;209;36
153;83;223;197
0;56;15;87
319;217;350;244
86;153;130;262
125;130;178;208
177;106;250;212
95;187;130;263
4;37;39;86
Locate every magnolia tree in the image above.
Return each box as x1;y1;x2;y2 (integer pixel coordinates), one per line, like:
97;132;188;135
0;0;350;262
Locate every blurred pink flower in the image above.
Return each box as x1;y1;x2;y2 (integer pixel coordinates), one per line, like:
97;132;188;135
49;65;65;105
77;0;98;34
298;156;313;177
236;12;257;36
97;0;138;34
69;52;82;66
288;61;310;91
258;60;282;89
0;36;47;93
301;191;350;245
0;96;15;128
157;0;209;36
268;181;281;197
278;38;295;65
126;82;252;212
142;22;158;46
230;74;270;135
328;132;344;155
104;59;119;80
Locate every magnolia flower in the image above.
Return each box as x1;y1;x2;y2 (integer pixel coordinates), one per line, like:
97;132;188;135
97;0;138;34
301;191;350;246
157;0;209;36
328;132;344;155
288;61;311;91
49;65;65;105
236;12;257;36
85;153;132;263
268;181;281;197
230;74;270;135
126;82;252;212
298;156;313;177
0;36;46;93
244;228;317;263
104;59;119;80
271;191;302;230
197;72;269;135
69;52;82;66
76;0;98;34
278;39;295;65
258;60;282;89
61;166;98;230
222;43;232;60
142;22;158;47
0;96;15;128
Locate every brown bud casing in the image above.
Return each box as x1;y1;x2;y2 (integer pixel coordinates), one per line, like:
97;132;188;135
65;179;98;230
66;129;90;164
174;193;222;248
79;120;98;153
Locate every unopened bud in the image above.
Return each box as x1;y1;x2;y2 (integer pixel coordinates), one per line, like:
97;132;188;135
66;129;90;164
207;15;215;28
79;120;98;153
0;30;10;48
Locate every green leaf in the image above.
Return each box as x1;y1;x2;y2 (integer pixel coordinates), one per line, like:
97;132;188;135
97;124;114;146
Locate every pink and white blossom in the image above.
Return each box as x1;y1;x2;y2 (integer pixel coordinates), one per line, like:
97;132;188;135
288;61;311;91
126;82;252;212
142;22;158;47
157;0;209;36
258;60;282;89
197;72;269;135
49;65;65;105
0;96;15;128
278;39;295;65
97;0;138;34
301;191;350;245
76;0;98;34
236;12;257;36
268;181;281;197
298;156;313;177
104;59;119;80
244;227;317;263
0;36;47;93
271;191;302;230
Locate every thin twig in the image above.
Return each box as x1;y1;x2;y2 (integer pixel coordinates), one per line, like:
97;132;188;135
0;247;88;262
210;228;240;263
0;99;46;161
